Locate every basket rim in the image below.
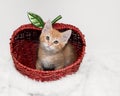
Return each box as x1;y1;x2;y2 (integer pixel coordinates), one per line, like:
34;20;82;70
10;23;86;74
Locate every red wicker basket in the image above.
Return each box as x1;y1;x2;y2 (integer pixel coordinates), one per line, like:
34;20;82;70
10;23;86;82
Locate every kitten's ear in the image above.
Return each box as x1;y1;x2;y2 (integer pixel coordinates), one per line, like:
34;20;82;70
61;30;72;44
42;20;52;34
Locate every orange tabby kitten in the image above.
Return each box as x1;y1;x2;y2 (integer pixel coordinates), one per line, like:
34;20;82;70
36;20;76;70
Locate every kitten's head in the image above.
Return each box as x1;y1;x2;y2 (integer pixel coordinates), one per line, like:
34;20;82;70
40;20;72;53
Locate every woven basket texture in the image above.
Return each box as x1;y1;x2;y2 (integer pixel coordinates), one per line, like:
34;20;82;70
10;23;86;82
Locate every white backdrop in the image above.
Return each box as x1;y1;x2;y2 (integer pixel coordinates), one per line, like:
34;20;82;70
0;0;120;59
0;0;120;96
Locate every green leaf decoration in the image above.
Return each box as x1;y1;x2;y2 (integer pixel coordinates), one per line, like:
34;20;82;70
27;12;44;28
27;12;62;28
51;15;62;24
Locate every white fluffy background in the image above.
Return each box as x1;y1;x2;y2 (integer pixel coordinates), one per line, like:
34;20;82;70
0;0;120;96
0;51;120;96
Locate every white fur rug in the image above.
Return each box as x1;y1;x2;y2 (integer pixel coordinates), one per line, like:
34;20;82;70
0;52;120;96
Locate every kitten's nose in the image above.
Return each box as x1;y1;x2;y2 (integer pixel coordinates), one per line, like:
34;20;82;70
48;43;52;46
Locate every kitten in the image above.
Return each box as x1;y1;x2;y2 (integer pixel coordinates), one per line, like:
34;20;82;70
36;20;77;70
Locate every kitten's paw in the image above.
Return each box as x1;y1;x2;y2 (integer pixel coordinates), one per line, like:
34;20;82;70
55;65;64;70
36;62;43;70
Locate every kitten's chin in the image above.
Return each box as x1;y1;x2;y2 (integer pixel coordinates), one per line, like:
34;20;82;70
45;47;52;51
45;47;59;53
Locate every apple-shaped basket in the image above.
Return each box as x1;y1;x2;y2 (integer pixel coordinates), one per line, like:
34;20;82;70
10;13;86;82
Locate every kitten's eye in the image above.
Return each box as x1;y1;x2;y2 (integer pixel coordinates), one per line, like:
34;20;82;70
54;40;59;44
46;36;50;40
